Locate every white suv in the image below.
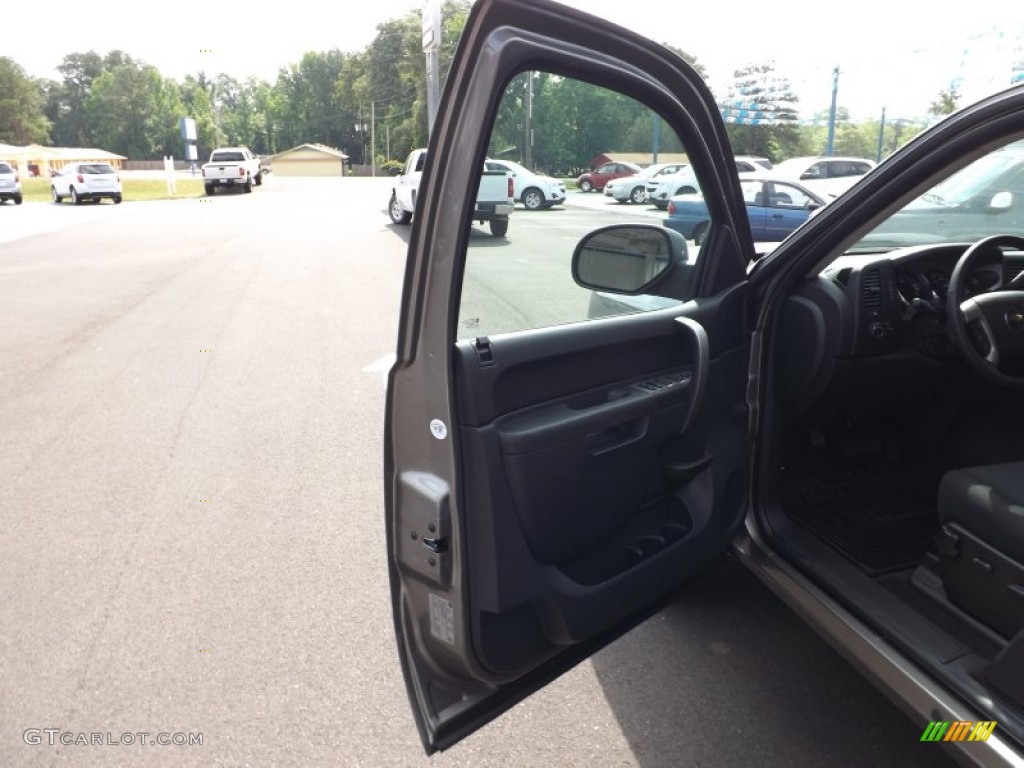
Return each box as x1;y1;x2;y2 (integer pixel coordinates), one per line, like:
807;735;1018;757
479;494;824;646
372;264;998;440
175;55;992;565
773;156;875;199
51;162;123;205
485;159;566;210
0;161;22;205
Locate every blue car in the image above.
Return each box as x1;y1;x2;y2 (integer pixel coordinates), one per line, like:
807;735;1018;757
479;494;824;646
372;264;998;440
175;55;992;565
664;177;826;244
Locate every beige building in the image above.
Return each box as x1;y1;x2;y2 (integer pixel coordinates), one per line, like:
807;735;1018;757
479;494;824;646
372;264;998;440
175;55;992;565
0;144;126;177
271;144;350;177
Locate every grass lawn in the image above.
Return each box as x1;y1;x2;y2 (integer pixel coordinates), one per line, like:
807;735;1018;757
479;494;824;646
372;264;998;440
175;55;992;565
21;178;206;203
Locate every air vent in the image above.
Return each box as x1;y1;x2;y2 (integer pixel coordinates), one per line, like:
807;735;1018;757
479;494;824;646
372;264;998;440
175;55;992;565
1006;262;1024;282
862;269;883;308
860;268;884;309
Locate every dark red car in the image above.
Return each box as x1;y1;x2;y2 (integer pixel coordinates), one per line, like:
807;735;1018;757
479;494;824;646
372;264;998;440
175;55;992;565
575;160;641;192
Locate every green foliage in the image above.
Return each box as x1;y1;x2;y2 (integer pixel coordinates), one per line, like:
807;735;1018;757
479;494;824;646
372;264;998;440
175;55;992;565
929;85;961;116
272;50;352;151
206;75;277;155
0;57;51;144
44;51;139;147
489;73;668;175
85;63;184;158
796;110;925;161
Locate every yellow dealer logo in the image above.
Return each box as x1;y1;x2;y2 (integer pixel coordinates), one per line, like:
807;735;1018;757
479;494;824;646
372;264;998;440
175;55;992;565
921;721;997;742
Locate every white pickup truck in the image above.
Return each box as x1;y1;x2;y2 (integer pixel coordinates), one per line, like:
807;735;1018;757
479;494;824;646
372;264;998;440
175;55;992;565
388;148;514;237
201;147;263;195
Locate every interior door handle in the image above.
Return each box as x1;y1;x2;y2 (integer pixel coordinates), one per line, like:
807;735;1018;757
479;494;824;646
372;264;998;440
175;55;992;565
673;316;709;434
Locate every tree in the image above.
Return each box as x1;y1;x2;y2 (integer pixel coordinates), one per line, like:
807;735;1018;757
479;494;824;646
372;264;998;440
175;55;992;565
504;75;648;174
44;51;139;147
46;51;104;146
86;63;184;158
354;1;472;163
271;50;350;151
363;12;422;160
0;57;51;144
929;85;961;116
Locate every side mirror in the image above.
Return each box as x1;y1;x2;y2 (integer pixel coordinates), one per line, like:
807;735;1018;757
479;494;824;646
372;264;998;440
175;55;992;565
572;224;687;295
989;191;1013;210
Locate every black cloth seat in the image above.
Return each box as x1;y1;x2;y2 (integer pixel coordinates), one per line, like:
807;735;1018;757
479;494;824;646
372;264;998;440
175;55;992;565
938;462;1024;563
936;461;1024;638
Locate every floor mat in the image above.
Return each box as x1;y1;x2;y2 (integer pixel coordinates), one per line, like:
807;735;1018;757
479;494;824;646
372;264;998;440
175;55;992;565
779;446;939;573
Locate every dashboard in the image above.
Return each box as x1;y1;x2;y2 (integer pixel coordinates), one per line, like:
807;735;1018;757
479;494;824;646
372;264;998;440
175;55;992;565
776;240;1024;408
894;252;1003;306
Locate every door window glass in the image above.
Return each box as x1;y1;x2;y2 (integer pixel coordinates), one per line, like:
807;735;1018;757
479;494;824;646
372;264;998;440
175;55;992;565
767;182;813;208
457;72;709;338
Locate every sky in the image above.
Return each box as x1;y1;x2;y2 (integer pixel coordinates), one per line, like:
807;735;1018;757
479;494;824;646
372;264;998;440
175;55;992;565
6;1;1023;121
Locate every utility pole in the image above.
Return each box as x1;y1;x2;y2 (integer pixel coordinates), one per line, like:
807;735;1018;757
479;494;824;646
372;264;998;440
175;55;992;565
356;106;368;168
422;0;442;136
524;74;534;168
370;101;376;177
825;66;839;156
652;113;661;164
876;106;887;163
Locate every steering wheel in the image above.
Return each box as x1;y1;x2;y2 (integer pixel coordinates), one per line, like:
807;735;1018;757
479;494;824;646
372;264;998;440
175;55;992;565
947;234;1024;386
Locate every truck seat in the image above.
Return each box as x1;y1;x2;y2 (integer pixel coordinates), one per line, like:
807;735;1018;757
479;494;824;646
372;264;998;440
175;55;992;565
935;461;1024;638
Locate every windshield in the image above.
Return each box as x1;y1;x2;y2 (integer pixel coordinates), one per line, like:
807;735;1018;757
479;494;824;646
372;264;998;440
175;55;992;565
909;151;1024;208
849;139;1024;253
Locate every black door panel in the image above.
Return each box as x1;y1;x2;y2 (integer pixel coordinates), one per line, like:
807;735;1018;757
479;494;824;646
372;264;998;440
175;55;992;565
454;294;749;666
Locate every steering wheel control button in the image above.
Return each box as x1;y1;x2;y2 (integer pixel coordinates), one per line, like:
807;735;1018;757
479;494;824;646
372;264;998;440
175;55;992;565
1006;305;1024;331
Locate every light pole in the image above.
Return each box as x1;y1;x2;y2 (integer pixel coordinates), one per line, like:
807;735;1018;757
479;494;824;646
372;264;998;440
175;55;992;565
370;101;376;177
423;0;442;136
825;66;839;156
876;107;886;162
